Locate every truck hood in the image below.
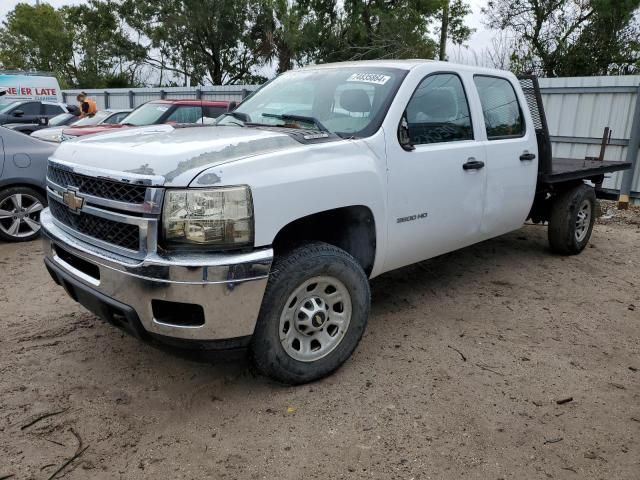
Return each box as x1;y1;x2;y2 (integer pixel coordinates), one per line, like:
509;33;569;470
50;125;303;186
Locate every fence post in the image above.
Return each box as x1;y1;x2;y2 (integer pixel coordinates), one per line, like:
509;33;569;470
104;91;110;109
196;88;202;100
128;90;135;109
618;85;640;209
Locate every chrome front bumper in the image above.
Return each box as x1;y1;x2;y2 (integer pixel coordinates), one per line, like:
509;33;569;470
41;209;273;341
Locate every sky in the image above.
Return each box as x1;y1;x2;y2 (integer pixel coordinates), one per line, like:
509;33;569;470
0;0;497;71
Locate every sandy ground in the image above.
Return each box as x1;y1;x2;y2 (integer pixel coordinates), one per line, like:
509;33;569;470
1;213;639;479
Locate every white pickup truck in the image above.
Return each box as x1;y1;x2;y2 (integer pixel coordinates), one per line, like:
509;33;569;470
41;60;630;384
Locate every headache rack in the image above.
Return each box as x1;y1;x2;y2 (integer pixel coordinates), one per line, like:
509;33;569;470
518;75;632;186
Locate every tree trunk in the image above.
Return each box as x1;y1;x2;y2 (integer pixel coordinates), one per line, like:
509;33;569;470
439;0;450;61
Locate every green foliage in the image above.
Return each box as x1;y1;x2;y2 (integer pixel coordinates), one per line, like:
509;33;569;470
0;1;145;88
484;0;640;76
324;0;442;62
0;0;475;86
0;3;74;79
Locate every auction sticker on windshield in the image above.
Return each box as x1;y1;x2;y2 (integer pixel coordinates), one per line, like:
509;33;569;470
346;73;391;85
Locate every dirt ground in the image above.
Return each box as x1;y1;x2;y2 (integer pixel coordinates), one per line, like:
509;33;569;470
1;209;639;480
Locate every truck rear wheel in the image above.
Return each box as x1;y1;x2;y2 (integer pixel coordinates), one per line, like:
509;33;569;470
548;184;596;255
251;242;370;384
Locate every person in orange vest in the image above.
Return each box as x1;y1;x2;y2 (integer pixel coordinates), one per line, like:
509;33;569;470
76;92;98;118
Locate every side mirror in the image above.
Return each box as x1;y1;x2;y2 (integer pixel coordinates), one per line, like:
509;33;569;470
13;109;24;117
398;113;415;151
227;101;238;111
38;116;49;126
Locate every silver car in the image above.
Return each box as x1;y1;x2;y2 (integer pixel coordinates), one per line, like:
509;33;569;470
0;126;57;241
31;108;131;143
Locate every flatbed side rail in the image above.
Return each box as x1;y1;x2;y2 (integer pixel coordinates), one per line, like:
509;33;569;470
518;75;553;176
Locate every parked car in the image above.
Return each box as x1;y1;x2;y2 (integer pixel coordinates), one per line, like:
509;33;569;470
0;100;70;126
0;126;57;242
40;61;630;384
60;100;230;140
4;111;80;136
31;108;131;143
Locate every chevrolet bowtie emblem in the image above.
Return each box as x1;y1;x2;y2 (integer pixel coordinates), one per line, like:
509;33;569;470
62;190;84;213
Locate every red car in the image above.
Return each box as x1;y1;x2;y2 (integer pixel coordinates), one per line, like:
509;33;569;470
60;99;230;141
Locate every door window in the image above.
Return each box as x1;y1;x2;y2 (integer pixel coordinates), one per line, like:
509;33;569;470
44;104;63;115
16;102;40;115
404;73;473;145
166;106;202;124
474;76;524;139
104;112;129;124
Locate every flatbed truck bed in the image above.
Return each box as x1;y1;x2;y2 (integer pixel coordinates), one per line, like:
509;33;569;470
518;76;631;189
541;157;632;184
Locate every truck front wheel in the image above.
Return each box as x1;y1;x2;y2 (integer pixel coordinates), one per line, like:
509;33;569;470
548;184;596;255
251;242;371;384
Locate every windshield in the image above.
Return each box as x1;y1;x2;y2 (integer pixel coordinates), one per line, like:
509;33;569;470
217;67;406;138
120;102;170;126
72;110;112;127
0;101;19;114
48;113;74;126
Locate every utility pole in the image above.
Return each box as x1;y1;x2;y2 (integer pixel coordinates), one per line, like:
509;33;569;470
439;0;450;61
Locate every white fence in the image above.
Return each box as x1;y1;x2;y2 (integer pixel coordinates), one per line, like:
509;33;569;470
63;76;640;201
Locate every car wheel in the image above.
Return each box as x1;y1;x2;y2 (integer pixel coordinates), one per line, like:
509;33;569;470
548;184;596;255
251;242;371;384
0;187;47;242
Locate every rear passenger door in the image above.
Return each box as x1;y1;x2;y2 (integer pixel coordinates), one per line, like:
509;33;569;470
473;76;538;237
385;72;488;271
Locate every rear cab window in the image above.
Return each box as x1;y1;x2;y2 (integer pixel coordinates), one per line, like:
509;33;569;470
473;76;525;140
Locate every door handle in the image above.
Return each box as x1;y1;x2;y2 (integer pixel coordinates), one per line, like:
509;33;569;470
520;153;536;161
462;159;485;170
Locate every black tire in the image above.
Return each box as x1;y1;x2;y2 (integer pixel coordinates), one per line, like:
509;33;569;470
0;186;47;242
548;184;596;255
251;242;371;384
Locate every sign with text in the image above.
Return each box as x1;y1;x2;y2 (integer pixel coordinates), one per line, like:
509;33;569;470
0;74;62;104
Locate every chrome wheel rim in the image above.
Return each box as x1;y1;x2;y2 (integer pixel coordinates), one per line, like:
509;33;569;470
279;276;352;362
575;199;591;243
0;193;44;239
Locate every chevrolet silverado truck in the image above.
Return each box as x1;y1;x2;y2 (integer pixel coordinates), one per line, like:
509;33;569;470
40;61;630;384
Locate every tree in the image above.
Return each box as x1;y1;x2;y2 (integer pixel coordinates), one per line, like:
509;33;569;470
0;1;145;88
321;0;440;62
557;0;640;75
483;0;640;76
118;0;268;85
0;3;74;79
251;0;339;74
436;0;473;60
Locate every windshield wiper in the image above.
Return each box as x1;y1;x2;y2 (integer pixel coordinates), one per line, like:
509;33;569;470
261;113;329;133
220;111;250;123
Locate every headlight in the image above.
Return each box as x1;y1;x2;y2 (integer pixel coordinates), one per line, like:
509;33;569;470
162;186;253;248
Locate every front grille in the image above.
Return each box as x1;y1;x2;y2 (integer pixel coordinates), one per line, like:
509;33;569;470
49;199;140;251
48;166;147;204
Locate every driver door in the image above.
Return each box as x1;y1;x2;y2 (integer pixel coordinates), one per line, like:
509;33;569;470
384;72;487;271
